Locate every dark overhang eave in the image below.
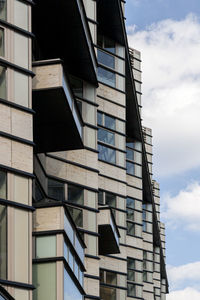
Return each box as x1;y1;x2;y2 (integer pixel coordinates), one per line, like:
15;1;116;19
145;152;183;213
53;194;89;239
33;0;98;86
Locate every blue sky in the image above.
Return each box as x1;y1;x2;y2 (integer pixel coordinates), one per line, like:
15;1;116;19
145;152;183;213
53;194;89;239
126;1;200;299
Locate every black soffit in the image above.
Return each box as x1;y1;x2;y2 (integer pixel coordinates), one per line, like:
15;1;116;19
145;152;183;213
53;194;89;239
32;0;98;86
33;88;84;153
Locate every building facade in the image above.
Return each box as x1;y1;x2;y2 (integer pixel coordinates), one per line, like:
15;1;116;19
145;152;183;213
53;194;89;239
0;0;168;300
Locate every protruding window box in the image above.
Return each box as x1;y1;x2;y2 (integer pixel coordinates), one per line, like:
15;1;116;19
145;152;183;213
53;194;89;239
32;59;83;153
98;206;120;255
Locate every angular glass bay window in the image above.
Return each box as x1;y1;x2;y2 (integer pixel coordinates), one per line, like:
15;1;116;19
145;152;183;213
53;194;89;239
98;144;116;164
0;0;6;21
97;49;115;69
0;205;6;279
98;67;115;87
68;184;84;205
0;170;6;199
48;179;64;201
68;206;83;227
64;268;82;300
0;66;6;99
98;128;115;146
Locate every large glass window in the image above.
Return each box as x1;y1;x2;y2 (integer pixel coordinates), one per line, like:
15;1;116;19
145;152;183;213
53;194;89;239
33;263;56;300
97;112;116;130
0;204;6;279
0;170;6;199
0;0;6;21
68;184;84;205
126;141;142;177
0;66;6;99
98;67;115;87
98;144;116;164
0;28;4;57
48;179;64;201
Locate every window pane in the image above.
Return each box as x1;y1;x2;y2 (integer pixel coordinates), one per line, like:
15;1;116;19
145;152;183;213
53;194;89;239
68;206;83;227
128;258;135;270
0;28;4;57
0;205;6;279
126;197;135;209
98;190;104;205
33;263;56;300
14;0;28;30
104;36;115;54
98;128;115;145
126;161;134;175
98;67;115;87
100;286;116;300
69;76;83;98
126;148;134;161
48;179;64;201
127;222;135;236
105;115;115;130
127;269;135;281
97;49;115;69
127;208;134;221
98;144;116;164
0;66;6;99
105;192;116;207
97;111;103;126
36;236;56;258
127;283;136;297
0;0;6;21
106;271;117;285
68;184;84;205
0;170;6;199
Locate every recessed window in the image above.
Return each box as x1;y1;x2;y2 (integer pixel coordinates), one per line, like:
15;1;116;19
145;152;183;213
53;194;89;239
68;206;83;227
0;66;6;99
0;170;6;199
68;184;84;205
126;197;135;209
98;128;115;146
97;33;115;54
127;258;135;282
48;179;64;201
0;0;6;21
105;192;116;208
98;67;116;87
98;144;116;164
0;204;6;279
105;115;115;130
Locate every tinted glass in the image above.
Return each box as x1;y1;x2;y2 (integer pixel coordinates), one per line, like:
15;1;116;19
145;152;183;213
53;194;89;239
105;192;116;207
127;222;135;236
0;170;6;199
48;179;64;201
98;67;115;87
98;128;115;145
0;28;4;57
98;144;116;164
68;206;83;227
0;0;6;21
127;208;134;221
98;190;104;205
126;148;134;161
97;111;103;126
97;49;115;69
128;283;136;297
68;184;84;205
127;269;135;281
104;36;115;53
126;197;135;209
126;161;134;175
105;115;115;130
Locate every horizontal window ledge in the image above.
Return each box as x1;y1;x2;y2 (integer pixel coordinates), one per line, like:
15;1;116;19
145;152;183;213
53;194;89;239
79;228;100;237
98;159;126;170
100;268;127;276
0;57;34;77
98;141;126;153
0;198;35;211
76;95;99;107
85;254;100;260
98;173;127;185
98;63;125;78
94;44;125;61
98;124;126;136
98;80;125;94
0;97;35;114
0;279;35;290
0;131;34;146
84;274;100;280
0;164;34;178
100;283;127;291
97;94;126;109
0;19;34;38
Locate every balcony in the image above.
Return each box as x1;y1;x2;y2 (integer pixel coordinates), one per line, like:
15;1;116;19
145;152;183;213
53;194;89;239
98;206;120;255
33;0;98;86
32;59;83;153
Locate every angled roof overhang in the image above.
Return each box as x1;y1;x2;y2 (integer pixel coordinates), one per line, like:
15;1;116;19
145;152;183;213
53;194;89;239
33;0;98;86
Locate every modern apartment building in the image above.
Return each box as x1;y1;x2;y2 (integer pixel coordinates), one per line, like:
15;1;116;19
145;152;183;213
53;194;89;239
0;0;168;300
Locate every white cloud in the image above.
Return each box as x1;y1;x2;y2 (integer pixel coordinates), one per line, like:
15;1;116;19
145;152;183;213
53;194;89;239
167;262;200;290
167;287;200;300
128;14;200;178
162;181;200;230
